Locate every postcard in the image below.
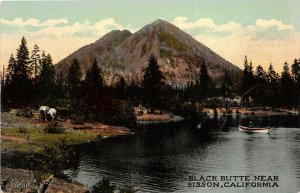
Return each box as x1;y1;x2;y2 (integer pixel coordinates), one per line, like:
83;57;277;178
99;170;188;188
1;0;299;192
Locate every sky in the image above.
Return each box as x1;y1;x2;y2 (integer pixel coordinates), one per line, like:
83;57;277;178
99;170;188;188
0;0;300;72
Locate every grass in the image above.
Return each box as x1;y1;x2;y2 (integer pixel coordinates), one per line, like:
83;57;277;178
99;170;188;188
1;127;99;153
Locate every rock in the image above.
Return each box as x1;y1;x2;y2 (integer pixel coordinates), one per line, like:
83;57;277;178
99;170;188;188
1;168;39;193
45;178;88;193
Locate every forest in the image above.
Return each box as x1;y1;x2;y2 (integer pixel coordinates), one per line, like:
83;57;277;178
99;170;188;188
1;37;300;126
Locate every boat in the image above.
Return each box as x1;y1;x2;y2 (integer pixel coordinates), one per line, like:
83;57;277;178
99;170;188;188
238;125;270;134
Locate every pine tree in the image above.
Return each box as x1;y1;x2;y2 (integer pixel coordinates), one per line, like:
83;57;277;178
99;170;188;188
266;63;280;106
83;59;103;117
142;54;165;112
67;58;82;106
16;36;30;78
220;70;233;98
86;59;102;92
36;52;55;105
291;59;300;107
253;65;268;105
11;36;33;106
255;65;267;83
6;54;16;82
241;56;255;102
116;77;126;99
291;58;300;81
280;61;294;107
197;61;212;98
30;44;41;80
267;64;279;84
55;72;66;99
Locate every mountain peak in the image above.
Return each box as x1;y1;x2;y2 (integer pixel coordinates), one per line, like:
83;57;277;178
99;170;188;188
146;19;177;30
55;19;241;86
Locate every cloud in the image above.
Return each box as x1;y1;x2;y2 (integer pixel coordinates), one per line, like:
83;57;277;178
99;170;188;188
0;18;127;67
1;16;299;73
172;17;299;72
255;19;294;31
0;18;68;27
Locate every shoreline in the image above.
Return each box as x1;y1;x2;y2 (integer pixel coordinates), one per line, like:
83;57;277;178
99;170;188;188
1;111;134;154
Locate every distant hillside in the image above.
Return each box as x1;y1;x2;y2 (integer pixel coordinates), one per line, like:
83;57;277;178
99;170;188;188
55;19;241;86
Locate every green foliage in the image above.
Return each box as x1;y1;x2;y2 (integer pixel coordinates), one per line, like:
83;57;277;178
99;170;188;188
30;44;41;80
158;31;189;52
142;55;165;112
44;122;66;134
220;70;233;98
36;52;56;105
91;178;116;193
18;127;28;133
116;77;126;99
120;185;138;193
5;36;33;106
241;56;255;100
280;61;294;107
34;137;74;182
16;107;33;117
67;58;82;106
196;61;214;99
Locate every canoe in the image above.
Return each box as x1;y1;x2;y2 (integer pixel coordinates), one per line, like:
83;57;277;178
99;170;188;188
238;125;270;134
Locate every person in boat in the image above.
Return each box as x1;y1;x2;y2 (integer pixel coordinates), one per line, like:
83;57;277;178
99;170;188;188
248;121;254;128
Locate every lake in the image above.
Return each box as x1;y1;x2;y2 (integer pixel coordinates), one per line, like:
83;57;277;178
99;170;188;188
65;115;300;193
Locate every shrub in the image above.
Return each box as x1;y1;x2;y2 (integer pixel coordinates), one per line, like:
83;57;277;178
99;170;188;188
91;178;116;193
18;127;28;133
16;107;33;117
120;185;138;193
44;122;66;134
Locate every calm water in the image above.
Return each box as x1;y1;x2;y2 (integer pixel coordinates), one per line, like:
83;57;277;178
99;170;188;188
64;115;300;193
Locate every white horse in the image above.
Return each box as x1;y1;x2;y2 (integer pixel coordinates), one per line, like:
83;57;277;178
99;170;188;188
39;106;49;121
47;108;57;122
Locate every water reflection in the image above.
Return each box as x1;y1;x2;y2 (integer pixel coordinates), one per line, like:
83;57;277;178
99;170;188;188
64;115;300;193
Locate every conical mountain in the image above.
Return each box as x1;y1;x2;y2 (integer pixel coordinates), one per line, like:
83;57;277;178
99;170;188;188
55;19;241;85
55;29;132;78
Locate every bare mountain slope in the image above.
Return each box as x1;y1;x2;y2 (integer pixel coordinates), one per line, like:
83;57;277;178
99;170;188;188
55;19;241;86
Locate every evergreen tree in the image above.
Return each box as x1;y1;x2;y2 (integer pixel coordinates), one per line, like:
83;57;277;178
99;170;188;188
266;64;280;106
54;72;66;99
67;58;82;106
15;36;30;77
220;70;233;98
2;55;16;109
267;63;279;83
30;44;41;80
6;54;16;82
255;65;267;83
241;56;255;101
116;76;126;99
10;36;33;106
142;54;165;112
197;61;213;98
253;65;268;105
280;61;294;107
291;59;300;107
82;59;103;119
36;52;55;105
85;59;102;92
291;58;300;81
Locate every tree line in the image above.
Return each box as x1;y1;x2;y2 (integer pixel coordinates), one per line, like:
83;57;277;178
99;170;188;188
1;37;299;125
241;56;300;108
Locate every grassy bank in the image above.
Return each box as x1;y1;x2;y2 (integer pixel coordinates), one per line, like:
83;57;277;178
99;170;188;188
1;112;133;153
1;127;99;153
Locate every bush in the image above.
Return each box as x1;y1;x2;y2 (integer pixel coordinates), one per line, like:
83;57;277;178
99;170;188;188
18;127;28;133
120;185;138;193
91;178;116;193
16;107;33;117
44;122;66;134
